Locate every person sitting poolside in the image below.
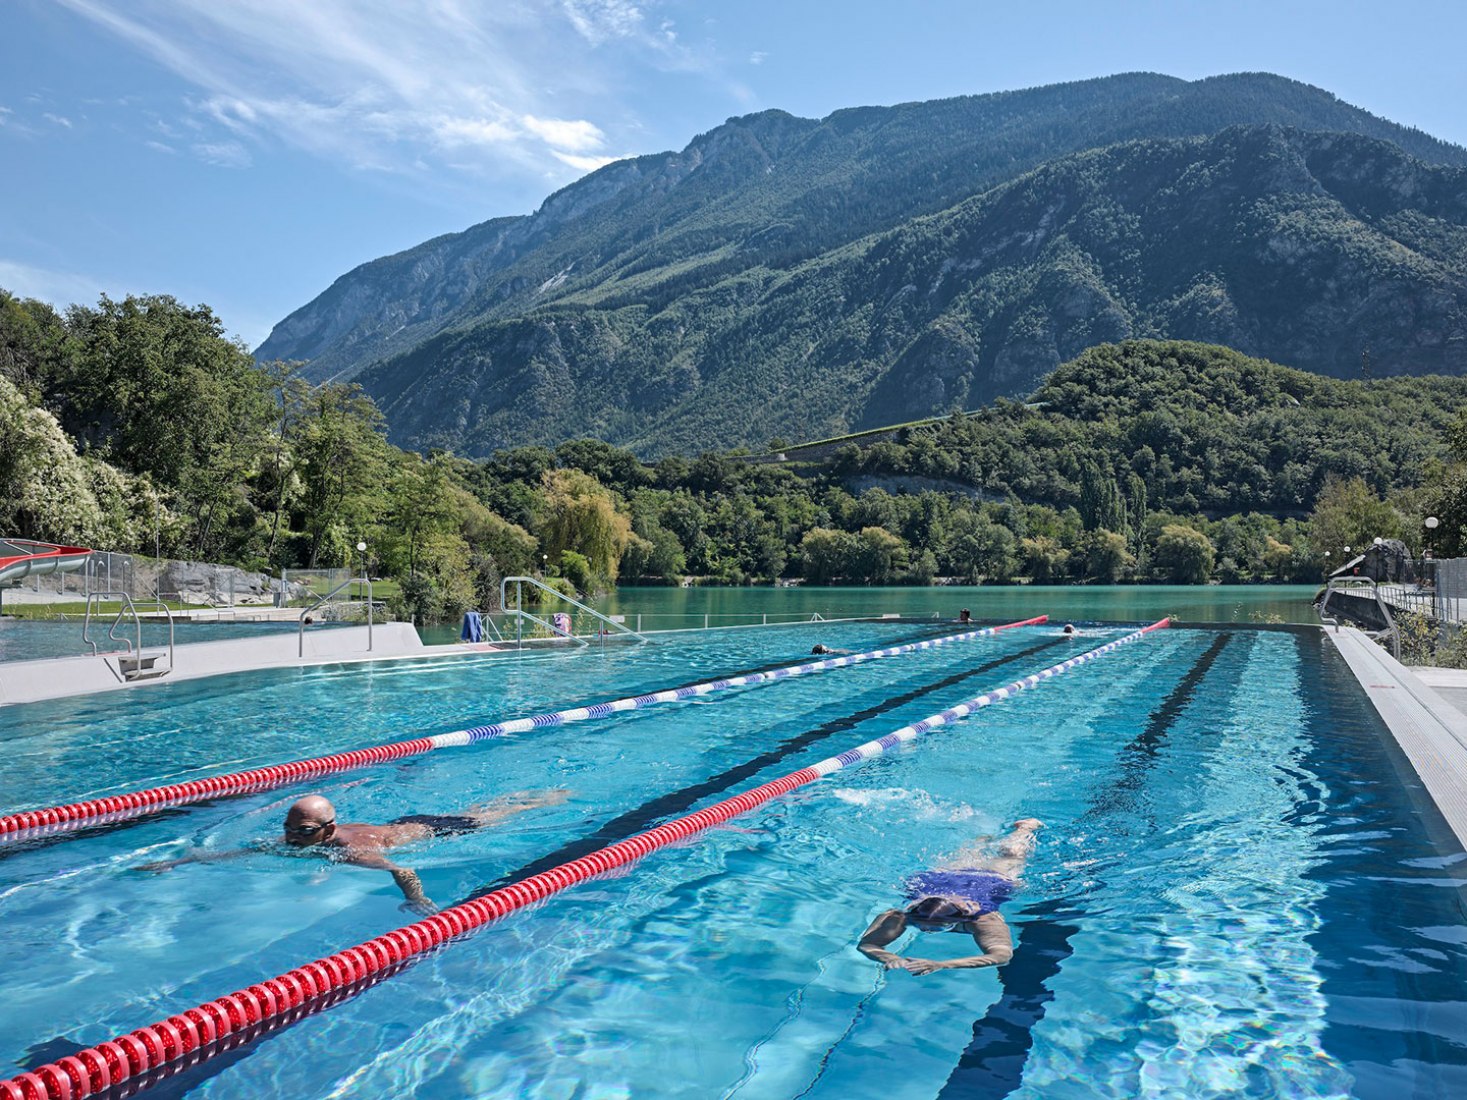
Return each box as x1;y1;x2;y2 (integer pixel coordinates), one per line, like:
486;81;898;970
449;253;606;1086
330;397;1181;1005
138;789;569;914
857;818;1042;976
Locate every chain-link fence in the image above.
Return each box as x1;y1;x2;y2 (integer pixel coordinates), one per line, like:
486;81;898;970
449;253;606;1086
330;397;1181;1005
1383;557;1467;667
7;551;305;607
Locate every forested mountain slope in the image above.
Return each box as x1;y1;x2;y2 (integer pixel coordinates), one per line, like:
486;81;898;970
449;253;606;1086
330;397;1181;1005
358;126;1467;456
254;72;1467;456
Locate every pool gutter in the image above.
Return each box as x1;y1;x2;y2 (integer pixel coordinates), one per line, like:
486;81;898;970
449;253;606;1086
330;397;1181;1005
1324;625;1467;853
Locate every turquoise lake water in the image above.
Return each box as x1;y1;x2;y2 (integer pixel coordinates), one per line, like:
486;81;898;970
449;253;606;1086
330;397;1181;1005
423;583;1322;643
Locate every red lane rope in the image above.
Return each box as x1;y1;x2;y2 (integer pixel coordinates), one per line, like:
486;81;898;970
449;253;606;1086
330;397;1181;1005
0;768;819;1100
0;739;438;839
1;617;1169;1100
1;616;1047;842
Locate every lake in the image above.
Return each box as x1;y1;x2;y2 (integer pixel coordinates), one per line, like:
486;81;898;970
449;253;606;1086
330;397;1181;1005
428;584;1322;642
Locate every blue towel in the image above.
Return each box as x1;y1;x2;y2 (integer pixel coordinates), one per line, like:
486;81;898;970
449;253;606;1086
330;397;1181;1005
461;611;484;643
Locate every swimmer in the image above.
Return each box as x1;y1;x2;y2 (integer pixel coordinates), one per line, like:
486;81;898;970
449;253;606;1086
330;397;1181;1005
137;789;570;914
811;644;852;655
1061;623;1076;636
958;609;972;624
857;818;1042;975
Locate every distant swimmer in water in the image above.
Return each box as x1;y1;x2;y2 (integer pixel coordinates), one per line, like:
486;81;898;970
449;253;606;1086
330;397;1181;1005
958;608;972;624
811;644;852;655
1062;623;1076;636
857;818;1042;976
137;789;570;914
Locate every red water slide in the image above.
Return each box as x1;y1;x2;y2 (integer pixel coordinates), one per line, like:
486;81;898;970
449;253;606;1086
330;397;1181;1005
0;539;92;586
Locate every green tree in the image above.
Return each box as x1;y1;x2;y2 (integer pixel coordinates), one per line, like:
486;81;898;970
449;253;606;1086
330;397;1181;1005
295;384;391;567
1153;524;1216;584
945;510;1018;582
539;468;632;587
800;527;859;584
1071;529;1134;583
1308;476;1402;563
58;295;276;556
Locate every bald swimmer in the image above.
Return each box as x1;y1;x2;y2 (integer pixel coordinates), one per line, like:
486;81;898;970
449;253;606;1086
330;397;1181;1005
139;789;569;914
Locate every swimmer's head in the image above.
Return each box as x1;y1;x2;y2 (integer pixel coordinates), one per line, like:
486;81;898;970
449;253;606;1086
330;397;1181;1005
811;644;830;655
1062;623;1075;634
906;894;985;928
283;795;337;847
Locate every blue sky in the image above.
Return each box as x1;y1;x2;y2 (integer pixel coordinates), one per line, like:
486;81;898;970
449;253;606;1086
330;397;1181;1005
3;0;1466;350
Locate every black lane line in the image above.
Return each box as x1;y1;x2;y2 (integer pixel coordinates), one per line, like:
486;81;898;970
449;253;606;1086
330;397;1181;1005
537;619;986;709
456;636;1073;906
1082;631;1233;824
934;901;1083;1100
934;632;1234;1100
0;624;977;861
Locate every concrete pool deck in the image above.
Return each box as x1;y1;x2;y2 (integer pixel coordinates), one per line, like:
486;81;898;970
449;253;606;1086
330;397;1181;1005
0;623;528;707
1326;625;1467;854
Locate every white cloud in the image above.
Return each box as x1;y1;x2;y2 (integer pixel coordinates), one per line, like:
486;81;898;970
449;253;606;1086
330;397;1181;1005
561;0;645;46
145;139;176;154
553;151;618;172
46;0;748;202
0;259;107;308
50;0;709;193
193;140;251;168
748;51;768;66
521;115;606;154
43;113;74;128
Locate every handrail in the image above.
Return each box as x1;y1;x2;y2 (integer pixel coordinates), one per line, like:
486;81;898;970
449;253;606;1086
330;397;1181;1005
82;591;175;675
299;576;374;658
516;607;589;648
498;575;648;648
1321;576;1400;659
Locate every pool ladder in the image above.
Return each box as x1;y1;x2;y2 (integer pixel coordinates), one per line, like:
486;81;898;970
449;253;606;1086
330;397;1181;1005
82;591;176;681
1319;576;1400;659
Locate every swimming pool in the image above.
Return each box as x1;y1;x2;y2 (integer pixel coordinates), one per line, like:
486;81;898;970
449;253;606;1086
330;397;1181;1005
1;620;1463;1098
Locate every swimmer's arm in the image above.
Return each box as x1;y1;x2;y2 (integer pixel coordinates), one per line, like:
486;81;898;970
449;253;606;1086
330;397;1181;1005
343;850;436;914
857;908;910;967
890;913;1014;976
135;842;270;872
939;912;1014;971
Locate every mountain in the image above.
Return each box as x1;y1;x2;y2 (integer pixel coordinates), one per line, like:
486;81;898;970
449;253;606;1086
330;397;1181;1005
255;72;1467;457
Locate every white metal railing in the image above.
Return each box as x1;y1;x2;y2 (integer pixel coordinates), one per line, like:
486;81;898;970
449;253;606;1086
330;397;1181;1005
299;576;374;657
498;576;648;648
1319;576;1400;659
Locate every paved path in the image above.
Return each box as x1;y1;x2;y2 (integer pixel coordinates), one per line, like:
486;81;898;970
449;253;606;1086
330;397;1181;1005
1326;627;1467;854
0;624;516;707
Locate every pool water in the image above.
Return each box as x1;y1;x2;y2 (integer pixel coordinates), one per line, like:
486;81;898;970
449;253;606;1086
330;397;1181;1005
1;621;1464;1098
0;616;321;664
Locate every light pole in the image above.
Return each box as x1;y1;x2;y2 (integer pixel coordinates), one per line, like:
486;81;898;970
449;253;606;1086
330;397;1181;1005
1424;517;1441;612
357;541;372;651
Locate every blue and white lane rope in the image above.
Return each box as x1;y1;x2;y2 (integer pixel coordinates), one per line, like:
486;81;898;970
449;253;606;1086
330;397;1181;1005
807;617;1170;775
430;615;1050;747
2;616;1048;839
